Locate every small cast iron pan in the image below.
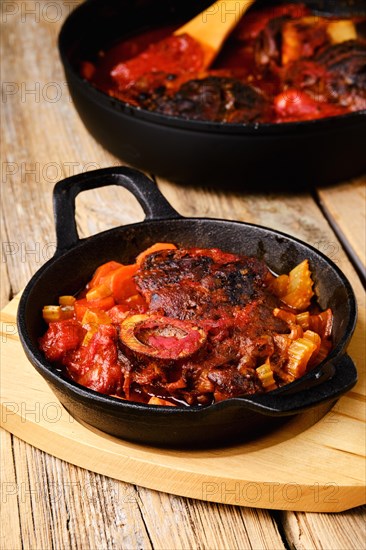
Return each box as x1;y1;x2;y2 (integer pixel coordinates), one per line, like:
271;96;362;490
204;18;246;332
58;0;366;188
17;167;357;447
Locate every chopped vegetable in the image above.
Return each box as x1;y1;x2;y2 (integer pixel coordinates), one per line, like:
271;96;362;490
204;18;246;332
309;309;333;339
256;361;277;391
303;329;322;365
81;308;112;346
296;311;310;330
286;337;318;379
89;261;123;289
86;284;112;301
282;17;328;66
59;295;76;307
281;259;314;311
82;308;112;326
42;305;74;323
100;264;138;303
327;20;357;44
270;274;289;298
273;308;297;325
74;296;115;321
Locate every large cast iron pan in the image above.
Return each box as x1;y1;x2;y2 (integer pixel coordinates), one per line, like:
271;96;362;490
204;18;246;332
58;0;366;188
17;167;357;447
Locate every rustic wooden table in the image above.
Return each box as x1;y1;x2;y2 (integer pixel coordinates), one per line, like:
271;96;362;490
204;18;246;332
1;2;365;549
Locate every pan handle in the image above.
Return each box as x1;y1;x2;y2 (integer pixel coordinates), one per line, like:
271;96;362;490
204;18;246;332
53;166;181;252
235;354;357;415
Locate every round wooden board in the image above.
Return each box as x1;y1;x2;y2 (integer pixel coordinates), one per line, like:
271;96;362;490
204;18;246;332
1;295;365;513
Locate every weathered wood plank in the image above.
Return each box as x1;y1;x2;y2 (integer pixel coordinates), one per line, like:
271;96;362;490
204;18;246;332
0;221;12;309
317;178;366;273
136;488;285;550
0;429;22;550
280;507;366;550
6;436;154;550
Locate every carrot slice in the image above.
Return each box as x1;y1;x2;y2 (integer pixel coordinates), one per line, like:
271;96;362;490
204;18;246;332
89;295;115;311
89;261;123;288
74;296;115;320
100;264;139;303
136;243;177;265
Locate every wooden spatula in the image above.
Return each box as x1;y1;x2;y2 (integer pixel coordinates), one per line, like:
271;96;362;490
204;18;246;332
174;0;256;68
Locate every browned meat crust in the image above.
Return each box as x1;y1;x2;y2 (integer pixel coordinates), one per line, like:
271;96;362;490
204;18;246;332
124;248;289;404
139;77;271;123
284;40;366;110
136;248;271;318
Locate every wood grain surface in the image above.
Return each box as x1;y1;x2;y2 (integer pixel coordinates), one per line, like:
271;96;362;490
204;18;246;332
1;2;365;549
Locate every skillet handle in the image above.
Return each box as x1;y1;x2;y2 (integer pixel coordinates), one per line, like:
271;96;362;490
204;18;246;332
238;354;357;416
53;166;181;252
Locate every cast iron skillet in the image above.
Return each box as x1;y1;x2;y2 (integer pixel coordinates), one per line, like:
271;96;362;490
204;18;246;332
58;0;366;188
17;167;357;447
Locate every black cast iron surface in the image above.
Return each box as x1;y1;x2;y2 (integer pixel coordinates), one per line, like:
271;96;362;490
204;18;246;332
17;167;357;447
58;0;366;188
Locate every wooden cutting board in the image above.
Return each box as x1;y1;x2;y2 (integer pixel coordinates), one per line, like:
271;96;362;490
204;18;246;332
1;295;365;513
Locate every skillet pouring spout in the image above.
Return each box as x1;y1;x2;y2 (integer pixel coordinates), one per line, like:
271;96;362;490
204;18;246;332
17;166;358;447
